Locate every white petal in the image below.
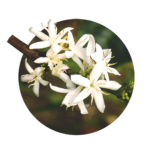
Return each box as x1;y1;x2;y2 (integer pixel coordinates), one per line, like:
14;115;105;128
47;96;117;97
52;43;62;54
71;75;90;87
76;34;89;47
25;58;33;74
69;45;86;60
34;57;49;64
34;67;45;76
46;48;53;57
96;43;103;60
72;55;84;71
99;74;105;80
59;65;69;71
106;67;121;76
50;83;72;93
105;52;112;63
58;53;66;59
68;31;75;46
90;62;104;82
58;72;70;83
90;52;101;63
29;27;49;41
103;69;109;81
86;35;95;56
48;19;56;38
29;41;50;49
65;51;74;58
33;80;40;97
98;80;122;90
38;77;49;86
73;87;91;104
66;80;76;89
103;49;111;57
62;86;83;107
78;101;88;114
20;75;34;82
56;27;74;40
96;80;107;85
93;88;105;113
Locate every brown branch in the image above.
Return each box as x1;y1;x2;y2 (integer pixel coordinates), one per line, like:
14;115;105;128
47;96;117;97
7;35;39;61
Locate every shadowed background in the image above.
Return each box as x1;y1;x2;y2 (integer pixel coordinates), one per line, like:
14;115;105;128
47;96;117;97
19;19;134;135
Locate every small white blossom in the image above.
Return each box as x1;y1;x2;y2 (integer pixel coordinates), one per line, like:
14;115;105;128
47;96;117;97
71;63;121;113
51;64;76;89
33;43;68;70
63;31;89;71
50;83;88;114
90;43;121;81
29;19;74;52
21;59;49;97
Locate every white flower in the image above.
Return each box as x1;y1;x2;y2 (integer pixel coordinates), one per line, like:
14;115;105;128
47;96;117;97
90;43;121;81
64;31;89;71
71;62;121;113
51;63;76;89
78;34;96;73
29;19;74;52
34;44;65;70
49;83;88;114
21;58;49;97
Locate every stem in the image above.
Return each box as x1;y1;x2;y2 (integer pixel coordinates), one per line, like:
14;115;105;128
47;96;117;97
7;35;39;61
102;81;134;102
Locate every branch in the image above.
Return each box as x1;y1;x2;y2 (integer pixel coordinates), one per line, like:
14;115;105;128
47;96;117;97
7;35;39;61
67;69;134;102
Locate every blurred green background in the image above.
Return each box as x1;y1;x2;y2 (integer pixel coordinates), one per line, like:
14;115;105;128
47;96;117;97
19;19;134;135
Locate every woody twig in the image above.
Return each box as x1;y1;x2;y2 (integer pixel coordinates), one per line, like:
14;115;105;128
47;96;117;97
6;34;39;61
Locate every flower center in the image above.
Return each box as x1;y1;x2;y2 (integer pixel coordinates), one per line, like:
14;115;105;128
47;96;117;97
28;75;38;88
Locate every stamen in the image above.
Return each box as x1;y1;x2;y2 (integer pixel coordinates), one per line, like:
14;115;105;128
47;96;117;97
91;79;95;84
40;22;46;28
105;56;115;64
41;23;50;36
72;106;75;111
22;74;31;78
87;87;90;92
101;91;110;95
28;83;35;88
95;85;110;95
66;106;68;110
91;90;94;105
27;78;36;83
107;62;117;66
60;104;63;107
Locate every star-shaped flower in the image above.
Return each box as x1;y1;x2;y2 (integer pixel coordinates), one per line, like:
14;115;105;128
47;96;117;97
64;31;89;71
21;58;49;97
34;43;65;70
90;43;121;81
29;19;74;52
49;84;88;114
71;62;121;113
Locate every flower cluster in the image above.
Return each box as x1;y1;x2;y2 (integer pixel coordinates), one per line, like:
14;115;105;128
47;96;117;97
21;19;122;115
